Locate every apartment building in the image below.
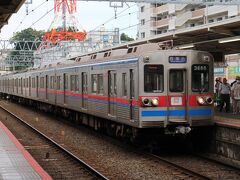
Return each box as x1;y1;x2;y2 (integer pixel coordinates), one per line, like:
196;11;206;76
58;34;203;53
138;3;240;39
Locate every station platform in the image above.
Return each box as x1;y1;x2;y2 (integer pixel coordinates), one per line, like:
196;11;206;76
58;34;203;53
0;121;52;180
214;111;240;128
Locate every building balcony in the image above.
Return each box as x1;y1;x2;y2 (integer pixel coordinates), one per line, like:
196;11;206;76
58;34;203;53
206;5;228;16
151;18;169;28
153;4;169;14
191;8;204;19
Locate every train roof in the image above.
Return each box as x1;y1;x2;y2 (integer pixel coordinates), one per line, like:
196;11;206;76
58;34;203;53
1;43;211;76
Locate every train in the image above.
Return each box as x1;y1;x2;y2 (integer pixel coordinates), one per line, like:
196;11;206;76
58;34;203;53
0;43;214;138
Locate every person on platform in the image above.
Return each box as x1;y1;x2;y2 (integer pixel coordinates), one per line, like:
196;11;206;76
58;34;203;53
218;77;222;83
215;78;220;94
214;77;222;107
231;76;240;87
219;78;231;113
231;76;240;114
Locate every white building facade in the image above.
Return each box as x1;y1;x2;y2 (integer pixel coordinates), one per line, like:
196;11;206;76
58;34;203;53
138;3;240;39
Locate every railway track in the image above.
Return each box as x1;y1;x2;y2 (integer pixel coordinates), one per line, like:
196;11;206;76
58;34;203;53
0;100;239;179
0;104;108;180
144;153;212;180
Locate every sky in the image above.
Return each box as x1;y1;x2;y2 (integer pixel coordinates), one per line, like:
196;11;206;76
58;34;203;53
0;0;138;40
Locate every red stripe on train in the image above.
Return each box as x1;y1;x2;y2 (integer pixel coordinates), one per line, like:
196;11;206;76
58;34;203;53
27;88;213;107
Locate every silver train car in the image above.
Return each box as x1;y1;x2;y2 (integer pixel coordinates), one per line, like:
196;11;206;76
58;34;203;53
0;43;214;137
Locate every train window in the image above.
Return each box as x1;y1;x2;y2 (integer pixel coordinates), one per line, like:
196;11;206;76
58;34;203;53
76;75;79;91
56;76;61;90
97;74;104;94
122;73;127;97
15;79;18;88
82;73;87;93
192;64;209;92
40;77;44;88
32;78;35;88
169;70;184;92
70;75;79;91
144;65;164;93
91;74;97;93
50;76;55;89
64;74;68;90
70;75;76;91
29;77;31;89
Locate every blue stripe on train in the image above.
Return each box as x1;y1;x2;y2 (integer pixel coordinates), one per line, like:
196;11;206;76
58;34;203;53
189;109;213;116
141;109;212;117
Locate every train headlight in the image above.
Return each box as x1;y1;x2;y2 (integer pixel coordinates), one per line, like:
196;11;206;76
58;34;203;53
152;98;159;106
205;96;213;105
142;98;152;106
197;96;205;105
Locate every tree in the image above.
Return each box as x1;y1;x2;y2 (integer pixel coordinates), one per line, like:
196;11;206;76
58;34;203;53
120;33;134;42
11;28;45;41
7;28;45;71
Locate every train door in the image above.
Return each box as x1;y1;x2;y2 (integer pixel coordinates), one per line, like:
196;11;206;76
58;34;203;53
63;73;67;104
130;69;135;120
108;71;117;117
29;76;31;96
82;72;87;109
16;78;18;94
36;76;39;98
54;74;58;105
168;69;187;122
46;75;48;100
20;78;23;95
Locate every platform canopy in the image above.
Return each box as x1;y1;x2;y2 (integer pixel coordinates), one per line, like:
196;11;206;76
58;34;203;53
0;0;26;31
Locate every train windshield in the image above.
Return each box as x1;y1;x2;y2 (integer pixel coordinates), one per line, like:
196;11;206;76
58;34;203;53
169;70;184;92
144;65;164;93
192;64;209;92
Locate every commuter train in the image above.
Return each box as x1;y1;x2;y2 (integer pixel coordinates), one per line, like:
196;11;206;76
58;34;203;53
0;43;214;138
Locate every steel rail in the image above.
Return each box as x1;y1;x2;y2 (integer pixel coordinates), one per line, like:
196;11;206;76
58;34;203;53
0;104;108;180
146;152;213;180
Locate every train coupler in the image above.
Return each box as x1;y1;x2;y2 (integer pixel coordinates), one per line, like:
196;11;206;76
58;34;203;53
175;126;191;134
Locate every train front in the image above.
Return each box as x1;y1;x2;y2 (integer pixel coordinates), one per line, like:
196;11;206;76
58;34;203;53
138;50;214;134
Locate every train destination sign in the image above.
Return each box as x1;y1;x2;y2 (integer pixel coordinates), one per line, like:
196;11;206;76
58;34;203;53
169;56;187;63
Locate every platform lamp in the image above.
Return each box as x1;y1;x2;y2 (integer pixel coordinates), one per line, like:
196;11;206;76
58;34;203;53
176;43;194;49
218;36;240;43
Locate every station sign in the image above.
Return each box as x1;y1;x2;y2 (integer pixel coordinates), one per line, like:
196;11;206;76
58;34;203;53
214;67;225;74
169;56;187;63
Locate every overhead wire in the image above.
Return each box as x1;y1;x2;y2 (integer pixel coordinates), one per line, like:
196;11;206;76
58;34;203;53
89;3;137;33
14;1;159;40
88;3;160;37
14;0;49;33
